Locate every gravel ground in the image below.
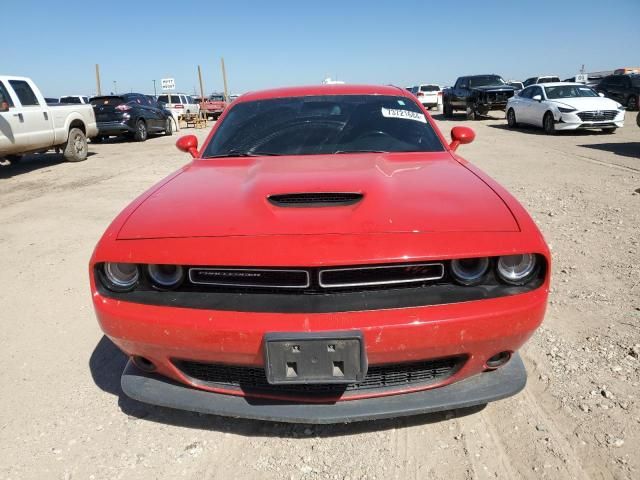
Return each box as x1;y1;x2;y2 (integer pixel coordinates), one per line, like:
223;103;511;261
0;112;638;480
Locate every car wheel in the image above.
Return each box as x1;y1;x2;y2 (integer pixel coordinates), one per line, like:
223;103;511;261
443;103;453;118
628;95;638;111
507;108;518;128
164;118;173;136
543;112;556;135
466;106;476;121
601;128;617;134
134;120;147;142
63;128;88;162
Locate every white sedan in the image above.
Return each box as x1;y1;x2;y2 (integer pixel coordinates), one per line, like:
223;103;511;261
506;83;625;134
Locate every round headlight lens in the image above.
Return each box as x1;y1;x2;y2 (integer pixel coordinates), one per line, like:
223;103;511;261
450;257;490;285
497;254;537;285
147;264;184;288
104;263;139;290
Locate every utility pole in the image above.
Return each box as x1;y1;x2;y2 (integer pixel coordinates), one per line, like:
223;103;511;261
113;80;117;94
221;57;229;103
197;65;205;101
153;80;157;97
95;64;102;96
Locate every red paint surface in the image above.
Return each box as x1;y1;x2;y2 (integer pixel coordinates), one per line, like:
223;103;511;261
90;84;551;403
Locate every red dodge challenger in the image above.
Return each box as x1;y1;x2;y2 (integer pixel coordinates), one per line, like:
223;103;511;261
90;84;550;423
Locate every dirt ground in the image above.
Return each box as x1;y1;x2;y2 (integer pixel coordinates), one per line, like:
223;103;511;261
1;112;638;480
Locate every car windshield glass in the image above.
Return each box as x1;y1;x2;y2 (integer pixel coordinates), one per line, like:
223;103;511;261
209;95;224;101
203;95;444;158
468;76;505;87
60;97;82;104
420;85;439;92
90;96;125;106
545;85;598;99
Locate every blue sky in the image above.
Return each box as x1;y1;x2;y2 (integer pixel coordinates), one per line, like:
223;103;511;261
6;0;639;97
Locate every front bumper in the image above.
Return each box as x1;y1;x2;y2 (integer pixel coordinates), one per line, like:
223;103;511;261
121;353;526;423
95;283;547;403
556;112;625;130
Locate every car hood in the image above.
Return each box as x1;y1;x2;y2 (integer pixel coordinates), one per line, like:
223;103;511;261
117;153;519;239
550;97;621;110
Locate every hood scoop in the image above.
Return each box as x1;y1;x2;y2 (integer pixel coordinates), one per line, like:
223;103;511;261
267;192;364;208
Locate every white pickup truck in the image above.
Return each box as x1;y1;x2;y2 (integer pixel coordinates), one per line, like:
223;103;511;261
0;76;98;163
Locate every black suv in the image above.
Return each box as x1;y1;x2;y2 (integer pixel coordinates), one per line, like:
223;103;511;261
443;75;516;120
596;74;640;110
90;93;174;142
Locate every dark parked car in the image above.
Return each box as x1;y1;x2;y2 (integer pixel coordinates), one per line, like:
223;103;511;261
596;74;640;110
443;75;516;120
90;93;174;142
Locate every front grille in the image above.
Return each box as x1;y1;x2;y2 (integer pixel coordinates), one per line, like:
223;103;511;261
319;263;444;288
268;192;363;207
174;356;465;397
577;110;618;121
484;91;512;103
189;268;310;289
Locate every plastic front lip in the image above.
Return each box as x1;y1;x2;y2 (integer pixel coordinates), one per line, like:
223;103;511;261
93;285;548;403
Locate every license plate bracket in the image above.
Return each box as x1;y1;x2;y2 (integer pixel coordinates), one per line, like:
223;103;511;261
264;331;367;385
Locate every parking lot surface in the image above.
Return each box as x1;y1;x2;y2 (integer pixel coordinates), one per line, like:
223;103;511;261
1;113;638;479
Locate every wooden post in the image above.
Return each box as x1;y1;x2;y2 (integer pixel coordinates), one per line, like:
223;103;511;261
197;65;207;125
95;64;102;96
221;57;229;103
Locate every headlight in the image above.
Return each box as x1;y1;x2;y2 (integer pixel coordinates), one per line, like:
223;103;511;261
617;104;625;111
497;254;537;285
450;257;490;285
147;264;184;289
103;263;139;291
557;106;576;113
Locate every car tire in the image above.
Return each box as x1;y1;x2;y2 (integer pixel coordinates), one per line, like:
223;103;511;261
443;103;453;118
637;112;640;128
164;118;173;136
543;112;556;135
601;128;617;134
628;95;638;111
133;120;147;142
507;108;518;128
62;128;88;162
466;106;476;121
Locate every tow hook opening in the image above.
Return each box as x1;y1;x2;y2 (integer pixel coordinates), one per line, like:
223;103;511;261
485;351;512;370
132;355;157;372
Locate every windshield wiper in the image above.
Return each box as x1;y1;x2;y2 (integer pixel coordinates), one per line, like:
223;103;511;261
334;149;389;154
207;150;282;158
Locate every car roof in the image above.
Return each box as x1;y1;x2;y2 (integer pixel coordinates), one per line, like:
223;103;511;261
238;84;409;103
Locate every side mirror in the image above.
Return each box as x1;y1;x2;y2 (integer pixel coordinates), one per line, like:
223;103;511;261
449;126;475;152
532;95;542;102
176;135;199;158
598;92;605;97
0;100;9;112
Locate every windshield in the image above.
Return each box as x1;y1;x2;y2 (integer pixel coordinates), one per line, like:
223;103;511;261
209;95;225;101
420;85;439;92
203;95;444;158
60;96;82;104
545;85;598;99
468;76;505;87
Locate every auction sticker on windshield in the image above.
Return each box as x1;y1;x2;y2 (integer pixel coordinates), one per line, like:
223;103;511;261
381;107;426;123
